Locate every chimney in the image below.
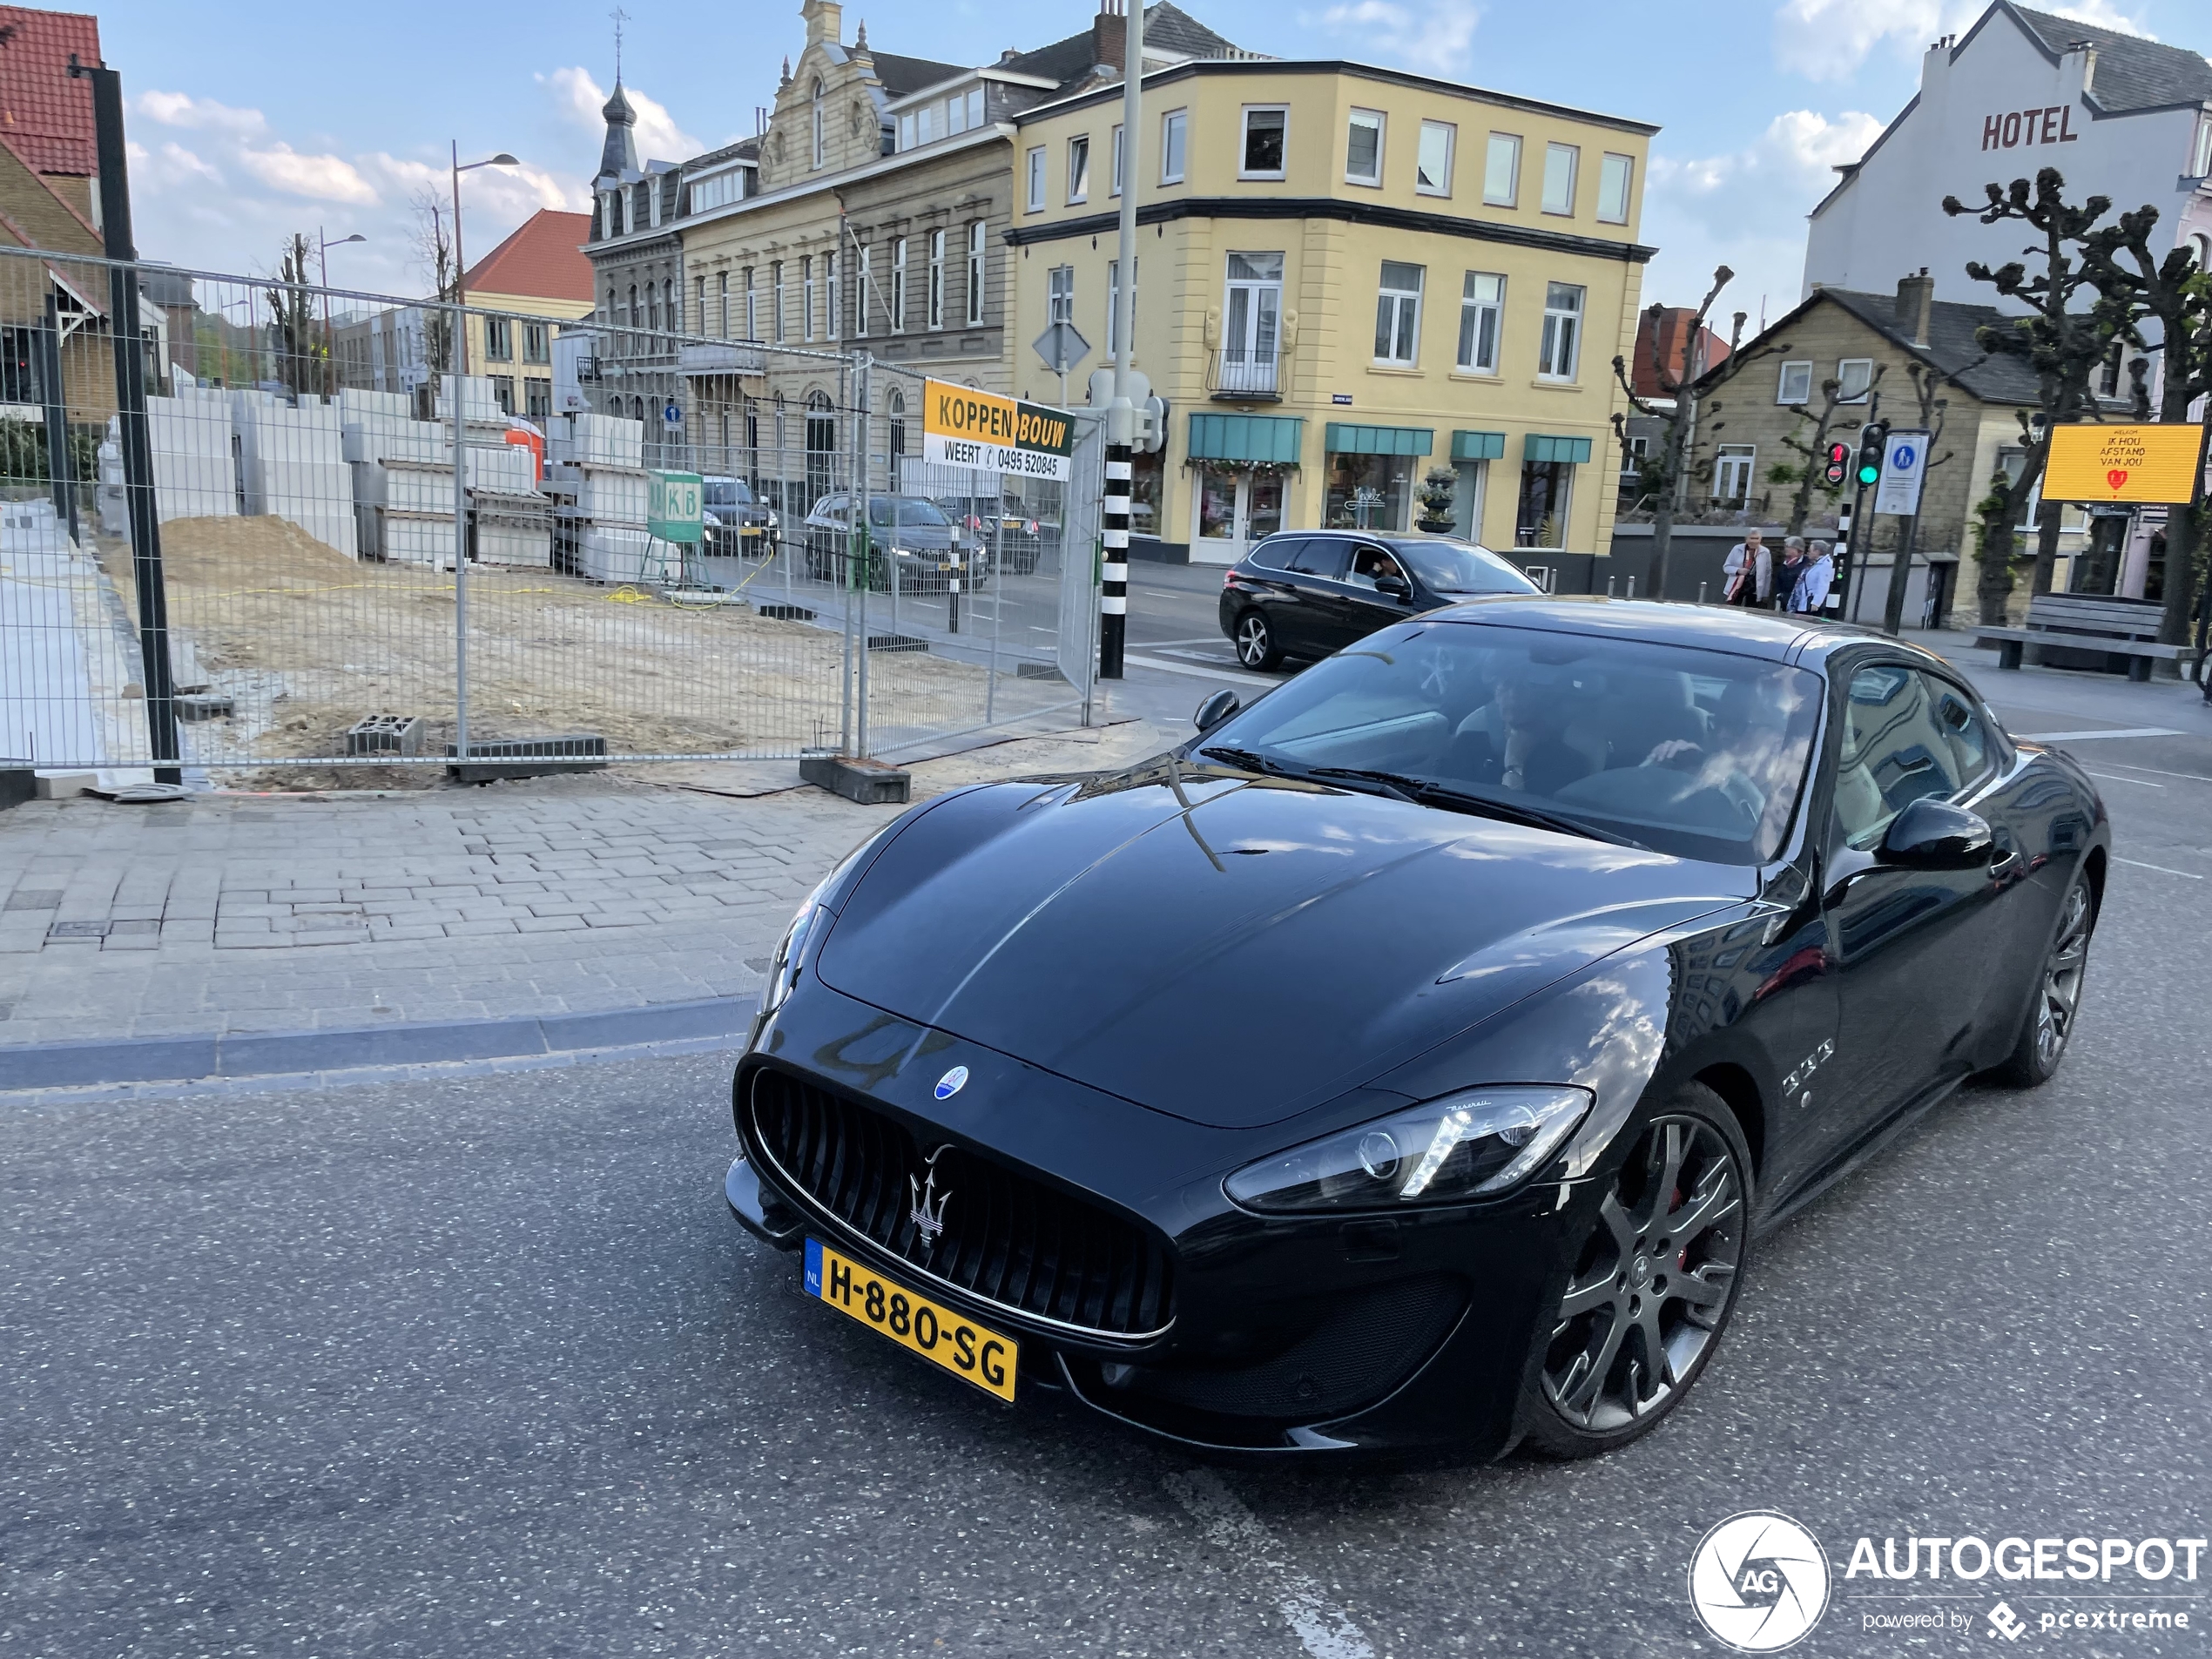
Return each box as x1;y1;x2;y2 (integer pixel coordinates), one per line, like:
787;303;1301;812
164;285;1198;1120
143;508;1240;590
2062;38;2098;101
1896;267;1934;347
1093;0;1128;72
800;0;842;49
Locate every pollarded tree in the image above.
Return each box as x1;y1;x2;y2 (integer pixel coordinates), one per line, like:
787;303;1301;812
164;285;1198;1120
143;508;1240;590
1610;265;1732;599
1941;168;2121;623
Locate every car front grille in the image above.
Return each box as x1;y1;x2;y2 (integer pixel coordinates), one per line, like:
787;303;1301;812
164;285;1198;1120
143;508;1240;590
748;1065;1177;1339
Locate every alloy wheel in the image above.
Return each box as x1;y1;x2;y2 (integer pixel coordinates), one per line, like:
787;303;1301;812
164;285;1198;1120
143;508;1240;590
1236;614;1272;667
1542;1116;1744;1433
2035;880;2092;1070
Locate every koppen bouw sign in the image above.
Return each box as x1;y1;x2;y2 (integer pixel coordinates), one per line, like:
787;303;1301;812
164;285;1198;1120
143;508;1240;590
921;380;1075;481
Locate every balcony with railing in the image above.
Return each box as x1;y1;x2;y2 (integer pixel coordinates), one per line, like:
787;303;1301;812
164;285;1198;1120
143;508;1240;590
1206;347;1285;401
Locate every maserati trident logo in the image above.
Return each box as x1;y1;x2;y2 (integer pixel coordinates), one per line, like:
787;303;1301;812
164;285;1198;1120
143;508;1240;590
934;1066;969;1100
909;1146;954;1250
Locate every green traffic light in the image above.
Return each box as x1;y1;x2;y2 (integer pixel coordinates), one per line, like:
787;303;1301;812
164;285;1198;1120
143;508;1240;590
1857;464;1880;485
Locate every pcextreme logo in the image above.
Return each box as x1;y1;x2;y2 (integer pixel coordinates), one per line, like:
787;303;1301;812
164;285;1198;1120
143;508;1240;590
1689;1512;1832;1652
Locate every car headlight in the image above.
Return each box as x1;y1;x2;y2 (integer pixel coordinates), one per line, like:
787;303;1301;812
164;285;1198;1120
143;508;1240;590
758;896;821;1023
1224;1085;1591;1214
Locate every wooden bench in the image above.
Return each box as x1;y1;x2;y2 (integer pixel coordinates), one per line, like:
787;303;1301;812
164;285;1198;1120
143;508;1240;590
1973;594;2190;683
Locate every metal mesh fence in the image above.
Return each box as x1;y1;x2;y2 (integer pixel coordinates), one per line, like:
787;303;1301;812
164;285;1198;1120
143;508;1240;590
0;245;1099;779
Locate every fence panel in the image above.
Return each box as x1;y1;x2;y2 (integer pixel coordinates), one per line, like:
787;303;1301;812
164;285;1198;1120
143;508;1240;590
0;246;1104;778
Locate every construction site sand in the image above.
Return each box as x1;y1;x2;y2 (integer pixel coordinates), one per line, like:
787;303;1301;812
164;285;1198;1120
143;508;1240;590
96;517;1065;779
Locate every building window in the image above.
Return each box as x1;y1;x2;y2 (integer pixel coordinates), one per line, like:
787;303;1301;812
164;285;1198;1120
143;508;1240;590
1457;272;1503;373
812;78;826;169
966;220;986;327
1108;256;1139;354
854;245;871;337
717;273;730;338
2192;115;2212;177
1374;261;1424;366
1777;361;1812;404
927;229;946;329
1068;134;1090;204
899;111;915;151
1219;251;1280;395
1713;443;1756;507
1542;143;1578;215
802;255;816;341
664;279;676;339
1346;108;1384;186
484;316;513;361
916;104;935;145
1538;281;1584;380
526;379;551;419
523;321;549;364
1417;121;1454;195
647;283;662;334
490;374;515;415
772;262;785;342
1484;132;1520;206
695;276;707;337
1597;152;1634;224
1110;124;1123;197
888;389;907;489
1241;106;1287;179
1048;264;1074;326
1516;460;1573;548
826;251;840;341
966;87;983;129
744;267;758;340
891;239;907;333
1026;145;1045;212
1838;358;1874;402
1161;108;1188;184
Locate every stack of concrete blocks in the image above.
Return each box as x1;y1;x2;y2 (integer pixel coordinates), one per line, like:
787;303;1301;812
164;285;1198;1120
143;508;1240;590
341;388;455;565
111;386;239;526
465;442;550;568
233;392;356;556
544;411;658;583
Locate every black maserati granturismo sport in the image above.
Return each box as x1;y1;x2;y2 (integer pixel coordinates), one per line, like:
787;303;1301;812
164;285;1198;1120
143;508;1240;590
725;597;2107;1458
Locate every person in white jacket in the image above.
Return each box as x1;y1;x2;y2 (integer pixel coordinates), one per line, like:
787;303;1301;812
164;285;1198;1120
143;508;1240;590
1722;529;1770;605
1791;541;1835;613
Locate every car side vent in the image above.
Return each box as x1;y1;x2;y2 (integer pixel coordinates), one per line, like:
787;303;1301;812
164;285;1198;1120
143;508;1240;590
750;1065;1177;1339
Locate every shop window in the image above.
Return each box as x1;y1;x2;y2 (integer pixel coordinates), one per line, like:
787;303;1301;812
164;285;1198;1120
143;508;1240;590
1516;460;1572;547
1325;450;1414;531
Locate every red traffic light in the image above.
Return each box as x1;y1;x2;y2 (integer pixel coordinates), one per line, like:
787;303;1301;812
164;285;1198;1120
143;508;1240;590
1822;441;1851;488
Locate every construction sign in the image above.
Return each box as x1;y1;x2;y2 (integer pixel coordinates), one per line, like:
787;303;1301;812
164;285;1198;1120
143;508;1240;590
2044;423;2204;505
647;470;704;543
921;379;1075;481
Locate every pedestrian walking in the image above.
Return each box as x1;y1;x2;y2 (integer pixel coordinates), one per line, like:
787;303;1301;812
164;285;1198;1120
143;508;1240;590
1792;540;1835;614
1722;528;1770;607
1772;536;1808;612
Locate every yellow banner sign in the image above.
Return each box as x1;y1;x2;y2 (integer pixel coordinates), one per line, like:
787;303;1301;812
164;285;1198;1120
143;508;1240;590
2044;423;2204;506
920;379;1075;480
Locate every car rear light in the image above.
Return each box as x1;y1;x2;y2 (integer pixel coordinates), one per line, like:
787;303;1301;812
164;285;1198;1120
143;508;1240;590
1222;570;1236;589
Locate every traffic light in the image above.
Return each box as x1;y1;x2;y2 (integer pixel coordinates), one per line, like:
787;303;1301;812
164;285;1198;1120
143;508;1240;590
1822;440;1851;489
1856;421;1890;488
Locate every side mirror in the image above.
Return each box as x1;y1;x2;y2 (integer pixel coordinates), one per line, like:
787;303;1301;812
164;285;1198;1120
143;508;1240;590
1193;689;1241;733
1877;796;1993;869
1373;573;1412;601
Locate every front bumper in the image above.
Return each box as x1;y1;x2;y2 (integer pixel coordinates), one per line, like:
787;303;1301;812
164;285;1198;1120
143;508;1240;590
725;980;1571;1456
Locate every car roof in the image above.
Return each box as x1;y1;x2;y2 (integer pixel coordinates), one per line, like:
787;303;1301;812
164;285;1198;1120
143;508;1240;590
1419;594;1963;671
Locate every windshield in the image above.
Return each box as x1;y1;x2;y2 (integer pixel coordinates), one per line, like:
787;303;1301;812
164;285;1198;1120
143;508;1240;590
1199;622;1823;865
1394;539;1539;595
867;497;951;528
703;480;751;506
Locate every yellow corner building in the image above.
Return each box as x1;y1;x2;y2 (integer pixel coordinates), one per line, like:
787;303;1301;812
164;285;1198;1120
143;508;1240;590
1006;58;1655;564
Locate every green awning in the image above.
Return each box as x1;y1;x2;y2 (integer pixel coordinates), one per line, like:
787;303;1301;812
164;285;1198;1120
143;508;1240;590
1452;429;1507;462
1325;422;1433;458
1524;434;1594;465
1188;413;1304;464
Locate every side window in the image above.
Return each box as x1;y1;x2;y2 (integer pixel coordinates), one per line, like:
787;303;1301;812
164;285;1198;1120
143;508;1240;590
1346;544;1405;588
1930;678;1990;782
1831;664;1966;849
1249;536;1305;572
1287;538;1349;579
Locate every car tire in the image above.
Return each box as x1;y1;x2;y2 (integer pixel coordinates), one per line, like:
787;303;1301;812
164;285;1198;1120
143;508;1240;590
1515;1081;1753;1460
1987;867;2094;1089
1234;610;1282;671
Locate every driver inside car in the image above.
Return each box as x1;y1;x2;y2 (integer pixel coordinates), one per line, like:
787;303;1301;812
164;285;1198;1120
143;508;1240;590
1446;664;1595;796
1641;678;1790;831
1345;546;1408;590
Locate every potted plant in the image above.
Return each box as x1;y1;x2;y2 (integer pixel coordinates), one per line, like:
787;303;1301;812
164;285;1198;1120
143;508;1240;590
1414;466;1457;534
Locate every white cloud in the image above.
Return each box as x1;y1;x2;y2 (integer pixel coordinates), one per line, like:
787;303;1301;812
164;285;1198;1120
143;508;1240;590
1641;108;1886;328
235;144;379;205
542;66;704;164
1772;0;2153;81
1302;0;1480;78
134;90;267;137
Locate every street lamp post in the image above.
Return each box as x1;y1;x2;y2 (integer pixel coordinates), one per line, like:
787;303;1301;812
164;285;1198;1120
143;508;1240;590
316;228;365;397
448;145;519;376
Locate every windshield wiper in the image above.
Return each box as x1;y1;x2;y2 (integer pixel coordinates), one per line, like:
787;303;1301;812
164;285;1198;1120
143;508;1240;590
1311;768;1647;849
1198;749;1410;802
1197;745;1297;778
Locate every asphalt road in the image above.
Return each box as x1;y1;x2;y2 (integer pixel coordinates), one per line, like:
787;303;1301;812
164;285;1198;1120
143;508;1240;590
4;678;2210;1657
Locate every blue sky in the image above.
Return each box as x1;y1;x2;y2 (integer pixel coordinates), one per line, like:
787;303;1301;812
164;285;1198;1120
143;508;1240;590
99;0;2210;320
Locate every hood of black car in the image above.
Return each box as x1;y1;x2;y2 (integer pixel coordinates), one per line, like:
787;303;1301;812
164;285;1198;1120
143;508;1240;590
814;765;1750;1129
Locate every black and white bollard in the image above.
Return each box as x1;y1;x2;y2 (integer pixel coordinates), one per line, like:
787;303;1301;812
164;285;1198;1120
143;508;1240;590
1101;444;1130;679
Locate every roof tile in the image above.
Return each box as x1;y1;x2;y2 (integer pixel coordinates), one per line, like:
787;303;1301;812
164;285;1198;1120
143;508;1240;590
0;5;99;177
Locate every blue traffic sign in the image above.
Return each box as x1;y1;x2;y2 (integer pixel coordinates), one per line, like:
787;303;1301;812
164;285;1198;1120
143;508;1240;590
663;401;682;426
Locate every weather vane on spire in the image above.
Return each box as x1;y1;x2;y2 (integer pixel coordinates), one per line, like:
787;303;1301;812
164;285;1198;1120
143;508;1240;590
610;5;630;80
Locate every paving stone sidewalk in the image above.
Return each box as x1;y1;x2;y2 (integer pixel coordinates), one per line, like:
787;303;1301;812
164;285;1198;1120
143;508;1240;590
0;721;1177;1056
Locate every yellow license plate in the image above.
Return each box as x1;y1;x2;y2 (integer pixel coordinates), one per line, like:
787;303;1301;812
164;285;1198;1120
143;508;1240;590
739;525;762;536
805;1238;1018;1401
